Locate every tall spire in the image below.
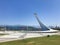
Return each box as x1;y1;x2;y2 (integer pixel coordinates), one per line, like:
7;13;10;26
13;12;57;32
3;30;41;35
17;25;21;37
34;13;49;31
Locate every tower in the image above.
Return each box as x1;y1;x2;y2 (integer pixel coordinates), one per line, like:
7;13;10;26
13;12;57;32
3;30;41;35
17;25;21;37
34;13;49;31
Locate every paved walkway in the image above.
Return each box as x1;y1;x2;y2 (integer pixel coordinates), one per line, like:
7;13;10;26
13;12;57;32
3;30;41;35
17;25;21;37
0;32;60;43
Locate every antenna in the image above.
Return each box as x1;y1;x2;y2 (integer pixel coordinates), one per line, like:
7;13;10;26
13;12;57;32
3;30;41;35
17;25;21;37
34;13;49;31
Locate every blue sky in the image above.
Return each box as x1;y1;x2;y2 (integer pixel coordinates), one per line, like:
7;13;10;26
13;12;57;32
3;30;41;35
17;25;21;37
0;0;60;26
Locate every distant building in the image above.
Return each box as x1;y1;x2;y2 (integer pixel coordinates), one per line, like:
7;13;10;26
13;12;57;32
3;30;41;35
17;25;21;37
0;26;41;31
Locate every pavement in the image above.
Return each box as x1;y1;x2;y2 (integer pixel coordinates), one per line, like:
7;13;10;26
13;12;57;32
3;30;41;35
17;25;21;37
0;31;60;43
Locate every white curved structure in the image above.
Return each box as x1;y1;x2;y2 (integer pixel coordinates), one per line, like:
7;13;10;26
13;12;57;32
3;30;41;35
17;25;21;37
34;13;58;33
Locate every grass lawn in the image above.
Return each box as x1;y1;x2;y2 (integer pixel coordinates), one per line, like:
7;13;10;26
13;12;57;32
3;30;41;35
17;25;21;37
0;35;60;45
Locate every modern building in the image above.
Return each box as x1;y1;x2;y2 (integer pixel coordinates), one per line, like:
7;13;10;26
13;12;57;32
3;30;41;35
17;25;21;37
0;25;40;31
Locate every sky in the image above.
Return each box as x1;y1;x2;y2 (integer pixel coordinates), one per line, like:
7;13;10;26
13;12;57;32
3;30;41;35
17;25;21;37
0;0;60;26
